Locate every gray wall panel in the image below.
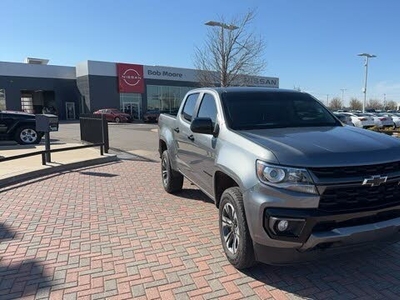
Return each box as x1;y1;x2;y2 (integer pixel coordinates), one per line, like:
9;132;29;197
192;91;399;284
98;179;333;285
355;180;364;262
87;75;119;112
0;75;80;119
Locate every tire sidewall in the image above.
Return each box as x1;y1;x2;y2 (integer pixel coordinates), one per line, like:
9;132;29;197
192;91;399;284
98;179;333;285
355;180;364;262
161;150;183;193
219;187;255;269
161;151;172;190
15;126;41;145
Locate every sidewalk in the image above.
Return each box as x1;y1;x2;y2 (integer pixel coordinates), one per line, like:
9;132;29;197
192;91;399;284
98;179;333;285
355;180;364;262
0;142;117;187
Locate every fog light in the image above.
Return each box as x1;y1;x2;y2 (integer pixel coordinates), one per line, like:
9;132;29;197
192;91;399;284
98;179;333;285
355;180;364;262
277;220;289;232
268;216;306;237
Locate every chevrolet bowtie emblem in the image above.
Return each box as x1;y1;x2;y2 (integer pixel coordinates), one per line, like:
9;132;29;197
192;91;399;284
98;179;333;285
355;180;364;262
362;175;388;187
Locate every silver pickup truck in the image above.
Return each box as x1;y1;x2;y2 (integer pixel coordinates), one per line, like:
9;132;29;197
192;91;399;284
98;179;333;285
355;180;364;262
158;87;400;269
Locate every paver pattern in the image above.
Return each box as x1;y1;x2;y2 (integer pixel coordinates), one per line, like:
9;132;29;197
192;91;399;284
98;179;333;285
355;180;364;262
0;159;400;299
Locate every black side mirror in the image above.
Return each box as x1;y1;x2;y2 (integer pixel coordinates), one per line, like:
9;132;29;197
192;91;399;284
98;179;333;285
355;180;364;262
190;117;214;135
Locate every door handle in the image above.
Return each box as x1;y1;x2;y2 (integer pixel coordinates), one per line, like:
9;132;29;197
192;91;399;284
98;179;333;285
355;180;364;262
187;135;194;141
174;127;180;133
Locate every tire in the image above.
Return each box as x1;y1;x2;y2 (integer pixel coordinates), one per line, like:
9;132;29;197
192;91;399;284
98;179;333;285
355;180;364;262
114;117;121;123
161;150;183;193
219;187;256;269
14;126;42;145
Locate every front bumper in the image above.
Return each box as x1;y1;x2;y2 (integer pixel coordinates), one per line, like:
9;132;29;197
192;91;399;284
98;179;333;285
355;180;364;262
255;207;400;264
243;184;400;264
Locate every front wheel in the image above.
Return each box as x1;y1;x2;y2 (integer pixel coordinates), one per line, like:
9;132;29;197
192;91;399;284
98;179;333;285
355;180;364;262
114;117;121;123
161;150;183;193
14;126;42;145
219;187;256;269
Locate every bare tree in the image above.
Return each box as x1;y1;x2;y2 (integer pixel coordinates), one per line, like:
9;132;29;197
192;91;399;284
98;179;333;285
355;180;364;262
386;100;397;110
349;98;362;111
293;86;302;92
329;97;343;110
367;99;383;110
194;9;266;87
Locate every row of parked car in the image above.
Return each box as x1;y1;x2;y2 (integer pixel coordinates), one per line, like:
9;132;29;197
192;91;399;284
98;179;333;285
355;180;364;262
333;111;400;129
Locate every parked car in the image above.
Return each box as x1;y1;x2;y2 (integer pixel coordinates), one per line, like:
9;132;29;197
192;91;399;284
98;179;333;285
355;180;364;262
143;110;161;123
371;113;395;128
143;109;179;123
333;112;354;126
93;109;132;123
342;112;375;128
386;113;400;128
0;110;43;144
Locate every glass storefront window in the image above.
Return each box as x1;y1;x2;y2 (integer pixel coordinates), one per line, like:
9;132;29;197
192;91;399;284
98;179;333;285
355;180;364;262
120;93;142;119
0;89;5;110
147;85;194;113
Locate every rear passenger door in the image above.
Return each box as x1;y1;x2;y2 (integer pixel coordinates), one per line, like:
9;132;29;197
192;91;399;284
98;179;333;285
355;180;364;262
189;92;218;196
175;92;200;180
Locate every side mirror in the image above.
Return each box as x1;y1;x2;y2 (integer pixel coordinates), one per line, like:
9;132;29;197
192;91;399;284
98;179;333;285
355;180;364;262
190;117;214;135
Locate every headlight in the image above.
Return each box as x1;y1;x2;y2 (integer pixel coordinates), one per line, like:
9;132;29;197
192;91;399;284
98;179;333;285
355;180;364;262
256;161;317;194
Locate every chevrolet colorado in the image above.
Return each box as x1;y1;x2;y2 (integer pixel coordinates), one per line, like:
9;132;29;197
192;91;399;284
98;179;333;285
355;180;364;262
158;87;400;269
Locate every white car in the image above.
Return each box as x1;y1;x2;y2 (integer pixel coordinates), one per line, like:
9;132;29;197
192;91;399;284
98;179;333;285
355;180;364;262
342;112;375;128
333;112;354;126
371;113;394;128
386;113;400;128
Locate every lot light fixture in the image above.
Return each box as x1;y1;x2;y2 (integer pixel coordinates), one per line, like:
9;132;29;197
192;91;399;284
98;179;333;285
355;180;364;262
205;20;239;86
205;21;239;30
357;53;376;113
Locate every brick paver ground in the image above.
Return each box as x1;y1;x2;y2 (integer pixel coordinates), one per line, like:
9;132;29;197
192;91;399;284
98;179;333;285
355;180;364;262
1;158;400;299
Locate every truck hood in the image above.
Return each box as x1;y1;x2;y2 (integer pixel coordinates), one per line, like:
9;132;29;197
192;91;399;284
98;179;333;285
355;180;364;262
239;126;400;167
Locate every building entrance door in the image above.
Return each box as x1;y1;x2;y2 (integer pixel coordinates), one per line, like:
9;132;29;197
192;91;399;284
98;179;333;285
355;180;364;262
66;102;75;120
122;102;140;120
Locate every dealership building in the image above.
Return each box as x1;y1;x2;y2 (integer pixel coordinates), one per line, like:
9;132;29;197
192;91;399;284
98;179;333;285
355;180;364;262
0;58;279;120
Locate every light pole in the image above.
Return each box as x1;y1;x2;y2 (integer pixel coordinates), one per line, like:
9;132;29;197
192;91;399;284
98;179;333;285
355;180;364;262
358;53;376;113
205;21;238;87
340;88;346;108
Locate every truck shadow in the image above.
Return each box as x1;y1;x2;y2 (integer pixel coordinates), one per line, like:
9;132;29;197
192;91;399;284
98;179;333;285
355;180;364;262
175;189;214;204
243;244;400;298
0;223;53;299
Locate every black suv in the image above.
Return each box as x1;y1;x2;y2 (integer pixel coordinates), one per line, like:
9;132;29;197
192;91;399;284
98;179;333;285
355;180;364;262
0;111;43;145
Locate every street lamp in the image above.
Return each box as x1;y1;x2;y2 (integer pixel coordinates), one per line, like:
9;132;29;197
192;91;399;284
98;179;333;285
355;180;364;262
340;88;346;108
205;20;238;86
205;21;238;30
357;53;376;113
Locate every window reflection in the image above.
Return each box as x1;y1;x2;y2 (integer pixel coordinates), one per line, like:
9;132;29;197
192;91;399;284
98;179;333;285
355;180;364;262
0;89;6;110
147;85;194;113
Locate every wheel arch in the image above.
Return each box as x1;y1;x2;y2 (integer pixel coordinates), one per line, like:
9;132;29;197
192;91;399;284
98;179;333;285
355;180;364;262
159;139;167;158
214;171;239;208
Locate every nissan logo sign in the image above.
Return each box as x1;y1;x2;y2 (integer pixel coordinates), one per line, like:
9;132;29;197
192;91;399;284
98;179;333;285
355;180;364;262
122;69;142;86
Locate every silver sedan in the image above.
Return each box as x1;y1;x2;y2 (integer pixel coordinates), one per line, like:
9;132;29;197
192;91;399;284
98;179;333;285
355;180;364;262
342;112;375;128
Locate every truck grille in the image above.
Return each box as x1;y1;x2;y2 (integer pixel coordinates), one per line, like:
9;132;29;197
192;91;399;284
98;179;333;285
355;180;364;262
319;181;400;213
309;161;400;179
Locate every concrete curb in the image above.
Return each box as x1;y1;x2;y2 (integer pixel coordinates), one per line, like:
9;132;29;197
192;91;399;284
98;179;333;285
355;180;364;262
0;154;119;189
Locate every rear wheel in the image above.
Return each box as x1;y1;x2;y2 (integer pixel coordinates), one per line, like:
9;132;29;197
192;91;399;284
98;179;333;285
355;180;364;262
14;126;42;145
114;117;121;123
161;150;183;193
219;187;256;269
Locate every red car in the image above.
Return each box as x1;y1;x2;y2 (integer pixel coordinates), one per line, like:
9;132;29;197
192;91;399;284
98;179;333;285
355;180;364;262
93;108;132;123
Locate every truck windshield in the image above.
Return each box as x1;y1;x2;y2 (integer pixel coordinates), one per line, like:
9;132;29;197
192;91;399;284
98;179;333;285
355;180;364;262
221;91;340;130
